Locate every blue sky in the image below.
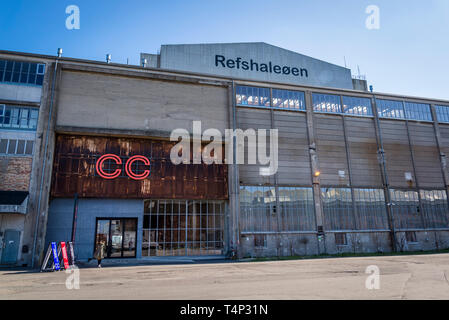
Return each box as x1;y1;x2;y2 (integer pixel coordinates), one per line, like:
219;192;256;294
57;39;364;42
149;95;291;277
1;0;448;100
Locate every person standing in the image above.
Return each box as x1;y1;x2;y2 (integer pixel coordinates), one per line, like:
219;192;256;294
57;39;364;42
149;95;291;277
94;240;106;268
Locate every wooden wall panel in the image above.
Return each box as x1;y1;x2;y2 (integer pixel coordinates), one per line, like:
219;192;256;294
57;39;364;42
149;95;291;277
51;135;228;199
380;120;415;188
237;108;275;185
408;123;444;188
345;117;383;187
314;114;349;186
274;111;311;185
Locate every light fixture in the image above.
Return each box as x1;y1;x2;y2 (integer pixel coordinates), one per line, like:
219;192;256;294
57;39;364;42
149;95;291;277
314;170;321;177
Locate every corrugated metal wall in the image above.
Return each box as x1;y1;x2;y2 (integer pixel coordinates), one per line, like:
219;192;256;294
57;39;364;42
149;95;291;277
51;135;228;199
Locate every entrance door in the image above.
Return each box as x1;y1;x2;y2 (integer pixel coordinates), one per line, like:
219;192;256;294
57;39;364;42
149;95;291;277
94;218;137;258
1;230;20;265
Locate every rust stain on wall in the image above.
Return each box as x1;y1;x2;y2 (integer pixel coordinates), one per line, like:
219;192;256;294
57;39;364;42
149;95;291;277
51;135;228;199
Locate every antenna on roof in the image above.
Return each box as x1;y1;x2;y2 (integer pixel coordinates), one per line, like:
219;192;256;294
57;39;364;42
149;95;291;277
344;56;347;68
57;48;63;58
106;54;111;64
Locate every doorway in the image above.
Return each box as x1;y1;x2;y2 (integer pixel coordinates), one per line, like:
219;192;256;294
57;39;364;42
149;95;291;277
94;218;137;258
1;230;20;265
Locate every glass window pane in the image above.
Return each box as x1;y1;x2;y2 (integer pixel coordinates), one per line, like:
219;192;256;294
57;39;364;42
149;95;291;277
435;105;449;123
272;89;305;111
377;99;404;119
342;96;373;116
312;93;341;113
236;86;270;108
404;102;431;121
25;140;34;155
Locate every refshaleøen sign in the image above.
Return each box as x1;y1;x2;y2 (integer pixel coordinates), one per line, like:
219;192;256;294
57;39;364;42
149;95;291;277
214;55;309;78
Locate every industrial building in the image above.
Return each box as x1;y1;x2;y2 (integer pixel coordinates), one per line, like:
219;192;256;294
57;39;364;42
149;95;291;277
1;42;449;267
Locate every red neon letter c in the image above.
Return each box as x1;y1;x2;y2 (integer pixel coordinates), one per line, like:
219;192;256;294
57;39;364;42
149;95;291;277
96;154;122;179
125;155;150;180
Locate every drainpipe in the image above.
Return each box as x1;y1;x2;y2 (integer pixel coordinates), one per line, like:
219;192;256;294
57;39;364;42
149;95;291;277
31;55;59;268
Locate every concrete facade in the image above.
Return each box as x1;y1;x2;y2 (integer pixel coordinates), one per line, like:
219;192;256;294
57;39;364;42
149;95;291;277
1;43;449;268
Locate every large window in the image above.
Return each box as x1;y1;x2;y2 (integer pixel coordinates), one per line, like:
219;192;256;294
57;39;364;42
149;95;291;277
404;102;432;121
312;93;341;114
142;200;224;256
342;96;373;116
435;105;449;123
321;188;354;230
376;99;405;119
420;189;449;228
240;185;277;232
240;185;315;232
278;187;315;231
0;105;39;130
390;189;423;229
236;86;270;108
0;60;45;86
353;188;388;230
272;89;305;111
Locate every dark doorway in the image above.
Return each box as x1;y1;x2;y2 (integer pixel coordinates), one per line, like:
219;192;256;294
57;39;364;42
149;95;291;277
94;218;137;258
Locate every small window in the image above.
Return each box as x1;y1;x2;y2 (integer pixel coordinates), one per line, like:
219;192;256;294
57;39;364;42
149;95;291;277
335;233;347;246
405;231;417;243
0;139;7;153
25;140;34;155
16;140;26;154
7;139;17;154
254;234;267;248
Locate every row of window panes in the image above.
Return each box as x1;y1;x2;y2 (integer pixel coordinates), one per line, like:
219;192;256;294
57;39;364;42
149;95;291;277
0;105;39;130
236;86;306;111
312;93;373;116
376;99;433;121
0;139;34;155
0;60;45;86
235;86;447;122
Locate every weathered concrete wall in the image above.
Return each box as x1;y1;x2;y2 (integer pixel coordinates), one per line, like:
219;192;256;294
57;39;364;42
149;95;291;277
239;233;319;258
56;70;229;136
239;231;449;258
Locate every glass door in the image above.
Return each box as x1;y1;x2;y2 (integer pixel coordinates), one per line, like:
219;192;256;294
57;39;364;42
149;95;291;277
95;218;137;258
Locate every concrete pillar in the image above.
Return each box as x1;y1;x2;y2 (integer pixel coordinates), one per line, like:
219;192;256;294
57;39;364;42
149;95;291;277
304;90;326;254
226;82;240;257
429;104;449;209
22;61;60;268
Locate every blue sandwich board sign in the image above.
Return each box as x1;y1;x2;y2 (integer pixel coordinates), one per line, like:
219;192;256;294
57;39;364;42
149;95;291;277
51;242;60;271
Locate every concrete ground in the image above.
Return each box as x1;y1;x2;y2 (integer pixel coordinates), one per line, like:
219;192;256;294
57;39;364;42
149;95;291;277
1;253;449;299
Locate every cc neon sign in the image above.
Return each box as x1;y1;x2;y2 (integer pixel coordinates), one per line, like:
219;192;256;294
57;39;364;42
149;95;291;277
96;154;150;180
